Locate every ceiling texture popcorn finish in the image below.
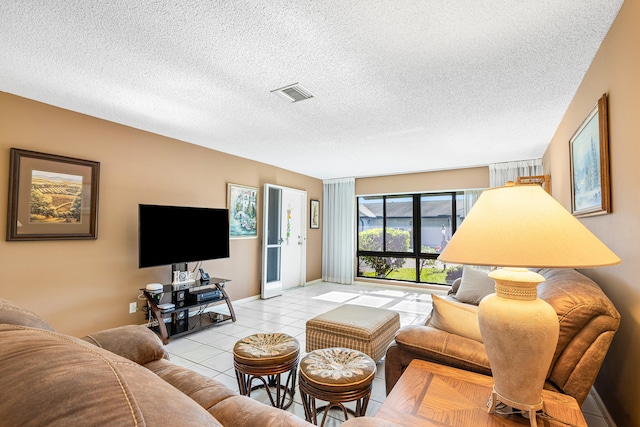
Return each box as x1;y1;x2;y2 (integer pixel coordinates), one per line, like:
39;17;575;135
0;1;623;180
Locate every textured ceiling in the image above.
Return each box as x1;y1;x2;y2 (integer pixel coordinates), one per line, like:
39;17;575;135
0;1;623;180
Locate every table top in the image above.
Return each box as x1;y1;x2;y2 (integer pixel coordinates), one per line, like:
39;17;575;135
375;360;587;427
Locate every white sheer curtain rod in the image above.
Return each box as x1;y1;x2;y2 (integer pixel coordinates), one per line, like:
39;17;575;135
489;159;543;188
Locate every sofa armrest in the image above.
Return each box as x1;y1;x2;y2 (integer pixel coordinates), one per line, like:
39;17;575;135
386;325;491;394
395;325;489;370
82;324;168;365
448;277;462;297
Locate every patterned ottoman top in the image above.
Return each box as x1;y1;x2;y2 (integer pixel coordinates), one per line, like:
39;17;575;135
233;333;299;366
300;347;376;392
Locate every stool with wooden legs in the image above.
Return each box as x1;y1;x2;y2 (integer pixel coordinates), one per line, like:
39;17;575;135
299;347;376;426
233;332;299;409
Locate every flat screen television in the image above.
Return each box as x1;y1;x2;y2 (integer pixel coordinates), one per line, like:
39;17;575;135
138;204;230;269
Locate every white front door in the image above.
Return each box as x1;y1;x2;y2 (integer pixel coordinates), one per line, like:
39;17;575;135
280;188;306;290
261;184;307;298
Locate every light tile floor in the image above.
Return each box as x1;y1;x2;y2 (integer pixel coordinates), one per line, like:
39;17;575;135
164;281;614;427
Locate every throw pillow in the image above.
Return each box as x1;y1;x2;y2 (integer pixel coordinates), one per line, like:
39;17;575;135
426;294;483;343
454;266;495;305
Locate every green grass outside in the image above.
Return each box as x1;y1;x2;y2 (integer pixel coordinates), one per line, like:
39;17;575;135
361;267;451;284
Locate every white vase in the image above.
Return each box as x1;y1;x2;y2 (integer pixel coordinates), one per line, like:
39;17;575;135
479;268;559;419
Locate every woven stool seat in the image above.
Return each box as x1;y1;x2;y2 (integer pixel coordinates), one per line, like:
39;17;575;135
233;333;299;409
306;305;400;363
299;348;376;426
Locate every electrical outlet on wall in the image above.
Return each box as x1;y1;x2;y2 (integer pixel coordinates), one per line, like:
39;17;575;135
129;302;137;314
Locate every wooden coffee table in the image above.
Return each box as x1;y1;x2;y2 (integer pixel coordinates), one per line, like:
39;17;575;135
376;360;587;426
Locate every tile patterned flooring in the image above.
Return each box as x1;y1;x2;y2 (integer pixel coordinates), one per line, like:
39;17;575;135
164;281;614;427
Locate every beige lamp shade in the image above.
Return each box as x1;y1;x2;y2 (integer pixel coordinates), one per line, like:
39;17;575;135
438;184;621;268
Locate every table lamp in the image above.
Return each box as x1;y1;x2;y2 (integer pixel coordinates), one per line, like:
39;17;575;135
438;182;620;426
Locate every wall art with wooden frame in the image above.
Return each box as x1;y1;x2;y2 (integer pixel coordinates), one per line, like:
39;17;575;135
6;148;100;241
569;93;611;217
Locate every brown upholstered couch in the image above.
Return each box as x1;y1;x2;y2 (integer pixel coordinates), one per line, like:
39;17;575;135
0;298;396;426
385;268;620;406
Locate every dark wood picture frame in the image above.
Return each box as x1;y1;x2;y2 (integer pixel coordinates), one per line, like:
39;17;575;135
7;148;100;241
310;199;320;229
569;93;611;217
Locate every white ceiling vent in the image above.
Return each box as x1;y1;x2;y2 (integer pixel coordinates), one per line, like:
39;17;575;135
271;83;314;103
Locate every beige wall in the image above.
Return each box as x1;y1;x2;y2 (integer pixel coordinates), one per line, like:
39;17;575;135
0;92;323;337
356;166;489;195
543;1;640;426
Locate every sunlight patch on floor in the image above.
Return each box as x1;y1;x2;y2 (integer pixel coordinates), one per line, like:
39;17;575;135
312;291;359;303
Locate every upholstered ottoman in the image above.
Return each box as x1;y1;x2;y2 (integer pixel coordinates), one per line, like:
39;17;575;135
233;332;299;409
306;305;400;362
299;348;376;426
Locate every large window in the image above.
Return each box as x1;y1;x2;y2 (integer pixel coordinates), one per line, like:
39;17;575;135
357;191;477;285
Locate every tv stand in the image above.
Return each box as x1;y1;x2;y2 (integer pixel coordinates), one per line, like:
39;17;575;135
142;277;236;345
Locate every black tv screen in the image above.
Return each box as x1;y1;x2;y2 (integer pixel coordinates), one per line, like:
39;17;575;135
138;204;230;268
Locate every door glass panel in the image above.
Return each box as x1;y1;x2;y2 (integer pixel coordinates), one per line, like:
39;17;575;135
267;187;281;245
266;247;281;282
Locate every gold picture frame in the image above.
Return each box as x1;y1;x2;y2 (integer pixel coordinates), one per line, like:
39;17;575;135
569;93;611;217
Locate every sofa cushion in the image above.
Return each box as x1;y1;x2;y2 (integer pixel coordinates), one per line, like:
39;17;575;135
208;394;315;427
454;266;495;305
0;324;222;426
146;358;237;410
0;298;54;331
426;294;483;343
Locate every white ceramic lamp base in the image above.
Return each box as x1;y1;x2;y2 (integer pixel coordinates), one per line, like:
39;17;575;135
479;268;560;427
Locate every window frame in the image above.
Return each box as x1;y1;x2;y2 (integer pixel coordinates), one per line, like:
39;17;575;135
357;191;460;285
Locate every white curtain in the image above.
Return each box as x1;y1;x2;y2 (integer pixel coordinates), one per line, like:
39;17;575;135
322;178;355;284
463;189;483;216
489;159;543;188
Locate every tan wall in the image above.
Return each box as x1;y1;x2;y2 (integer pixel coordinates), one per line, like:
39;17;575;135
356;166;489;195
0;92;323;337
543;1;640;426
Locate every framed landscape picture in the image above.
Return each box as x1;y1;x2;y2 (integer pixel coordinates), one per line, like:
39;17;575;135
569;94;611;217
7;148;100;240
227;183;258;239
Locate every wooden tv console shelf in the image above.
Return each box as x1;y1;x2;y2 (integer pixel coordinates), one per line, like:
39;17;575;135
142;277;236;345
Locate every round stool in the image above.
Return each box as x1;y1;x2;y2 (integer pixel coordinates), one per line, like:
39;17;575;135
233;332;299;409
299;347;376;426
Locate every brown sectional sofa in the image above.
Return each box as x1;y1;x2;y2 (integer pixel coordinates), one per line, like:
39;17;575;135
0;298;395;426
385;268;621;406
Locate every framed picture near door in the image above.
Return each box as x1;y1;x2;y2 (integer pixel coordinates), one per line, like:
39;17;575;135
569;93;611;217
310;199;320;229
227;183;258;239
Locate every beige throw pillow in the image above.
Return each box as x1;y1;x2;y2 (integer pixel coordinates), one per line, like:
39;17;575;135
454;266;495;305
426;294;483;343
